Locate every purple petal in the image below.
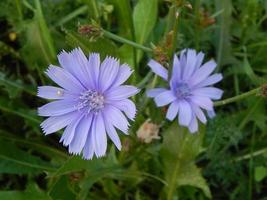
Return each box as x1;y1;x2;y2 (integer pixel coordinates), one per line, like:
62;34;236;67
83;116;95;160
191;103;207;124
105;85;140;101
147;88;167;98
183;49;197;80
194;51;205;69
188;114;198;133
40;112;79;135
170;55;181;85
104;105;129;134
190;60;217;86
69;114;93;154
178;100;192;126
192;87;223;100
111;99;136;120
94;113;107;157
99;57;119;92
190;96;213;110
58;48;91;89
45;65;85;93
38;100;77;116
148;59;168;80
154;90;176;107
207;108;216;118
166;100;179;120
60;115;83;146
87;53;100;89
37;86;75;100
113;64;133;87
103;114;122;150
196;73;223;88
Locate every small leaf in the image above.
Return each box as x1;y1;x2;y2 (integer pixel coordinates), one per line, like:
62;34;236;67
255;166;267;182
0;184;52;200
0;139;56;174
161;122;211;199
133;0;157;62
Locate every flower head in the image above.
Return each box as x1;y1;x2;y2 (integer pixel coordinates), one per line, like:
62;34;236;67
38;48;139;159
147;49;223;133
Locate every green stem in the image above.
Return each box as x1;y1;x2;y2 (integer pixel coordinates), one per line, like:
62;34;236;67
137;71;153;89
54;5;88;27
214;87;260;107
103;30;153;53
235;147;267;162
168;7;180;81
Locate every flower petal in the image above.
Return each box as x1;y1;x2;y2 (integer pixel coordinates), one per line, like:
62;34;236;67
190;96;213;110
178;100;192;126
154;90;176;107
60;115;83;146
172;54;181;80
148;59;168;80
37;86;75;100
166;100;179;120
40;112;79;135
183;49;197;80
207;108;216;118
58;48;91;89
192;87;223;100
188;114;198;133
105;85;140;101
194;51;205;69
38;100;77;116
191;103;207;124
103;114;122;150
82;116;96;160
104;105;129;134
111;99;136;120
99;57;120;92
190;60;217;86
94;113;107;157
87;53;100;89
45;65;85;93
196;73;223;88
69;114;93;154
113;64;133;87
147;88;167;98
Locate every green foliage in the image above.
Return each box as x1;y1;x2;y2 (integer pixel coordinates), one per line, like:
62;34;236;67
161;123;211;199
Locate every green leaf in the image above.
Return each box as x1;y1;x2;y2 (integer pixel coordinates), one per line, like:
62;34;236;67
65;30;118;59
215;0;234;69
48;176;76;200
0;72;36;97
0;139;56;174
161;123;211;199
109;0;134;39
0;184;52;200
255;166;267;182
0;98;40;124
133;0;157;62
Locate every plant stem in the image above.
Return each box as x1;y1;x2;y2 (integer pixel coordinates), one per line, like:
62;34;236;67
214;87;261;107
168;7;180;81
102;30;153;53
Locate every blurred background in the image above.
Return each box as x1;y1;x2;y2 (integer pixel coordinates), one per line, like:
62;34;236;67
0;0;267;199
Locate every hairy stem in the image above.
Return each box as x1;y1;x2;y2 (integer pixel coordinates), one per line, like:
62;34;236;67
168;7;180;81
214;87;261;107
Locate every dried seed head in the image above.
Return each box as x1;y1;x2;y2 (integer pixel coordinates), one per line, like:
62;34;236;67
78;23;103;41
260;84;267;97
137;120;160;144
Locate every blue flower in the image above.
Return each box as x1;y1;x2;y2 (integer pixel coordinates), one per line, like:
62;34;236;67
147;49;223;133
38;48;139;159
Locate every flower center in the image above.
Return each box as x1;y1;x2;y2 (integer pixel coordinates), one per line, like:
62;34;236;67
76;90;104;113
175;83;191;99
